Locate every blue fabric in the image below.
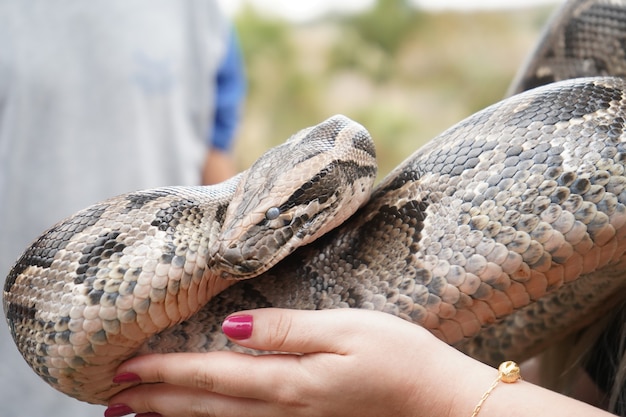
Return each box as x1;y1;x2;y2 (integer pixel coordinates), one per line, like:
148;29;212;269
211;28;246;151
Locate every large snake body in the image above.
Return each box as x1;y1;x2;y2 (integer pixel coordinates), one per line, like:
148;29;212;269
5;0;626;406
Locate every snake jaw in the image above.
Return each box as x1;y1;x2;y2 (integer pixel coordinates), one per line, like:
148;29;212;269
208;238;264;279
208;212;304;279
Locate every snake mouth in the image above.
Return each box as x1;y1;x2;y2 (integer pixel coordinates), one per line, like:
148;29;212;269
219;261;263;279
207;245;268;280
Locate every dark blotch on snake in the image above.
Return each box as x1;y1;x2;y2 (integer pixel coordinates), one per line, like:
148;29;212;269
374;166;422;197
151;199;197;231
4;203;110;292
280;160;375;212
352;129;377;158
4;302;38;337
123;191;168;212
74;231;126;285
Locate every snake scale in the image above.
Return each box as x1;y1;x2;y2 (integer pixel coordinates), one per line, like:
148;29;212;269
5;0;626;406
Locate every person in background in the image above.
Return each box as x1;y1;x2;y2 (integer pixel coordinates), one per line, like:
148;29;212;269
0;2;246;416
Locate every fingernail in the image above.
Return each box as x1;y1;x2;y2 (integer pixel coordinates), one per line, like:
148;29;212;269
104;403;134;417
222;314;253;339
112;372;142;384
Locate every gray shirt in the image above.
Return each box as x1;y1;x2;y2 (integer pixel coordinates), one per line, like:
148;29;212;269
0;1;229;415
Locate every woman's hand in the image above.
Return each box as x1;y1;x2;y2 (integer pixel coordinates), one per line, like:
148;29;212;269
105;308;484;417
105;308;613;417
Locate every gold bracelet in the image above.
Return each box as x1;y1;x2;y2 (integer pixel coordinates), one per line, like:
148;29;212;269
470;361;521;417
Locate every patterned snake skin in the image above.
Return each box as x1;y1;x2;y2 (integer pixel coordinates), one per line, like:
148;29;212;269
5;0;626;406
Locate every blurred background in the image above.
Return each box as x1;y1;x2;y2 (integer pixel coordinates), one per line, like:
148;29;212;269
0;2;568;416
221;0;564;180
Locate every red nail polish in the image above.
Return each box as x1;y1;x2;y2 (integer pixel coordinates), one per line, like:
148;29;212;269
104;403;134;417
222;314;253;339
112;372;142;384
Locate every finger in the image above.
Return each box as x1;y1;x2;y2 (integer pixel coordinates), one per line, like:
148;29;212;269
116;350;320;401
222;307;410;354
109;382;289;417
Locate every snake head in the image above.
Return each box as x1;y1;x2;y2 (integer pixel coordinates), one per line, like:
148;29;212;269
208;115;377;279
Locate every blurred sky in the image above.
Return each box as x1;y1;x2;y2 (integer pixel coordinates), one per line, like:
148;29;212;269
218;0;566;22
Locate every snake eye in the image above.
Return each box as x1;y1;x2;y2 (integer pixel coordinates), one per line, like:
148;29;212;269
265;207;280;221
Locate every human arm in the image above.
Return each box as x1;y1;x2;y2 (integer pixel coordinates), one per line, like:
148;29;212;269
105;308;614;417
202;28;246;185
202;148;238;185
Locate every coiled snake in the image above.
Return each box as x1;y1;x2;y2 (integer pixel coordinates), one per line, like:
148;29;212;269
5;0;626;405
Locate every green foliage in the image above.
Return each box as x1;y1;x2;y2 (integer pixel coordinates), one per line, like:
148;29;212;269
346;0;422;55
328;30;390;82
232;4;555;180
328;0;427;83
235;7;294;94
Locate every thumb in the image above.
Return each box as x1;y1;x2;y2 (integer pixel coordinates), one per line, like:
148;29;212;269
221;308;382;354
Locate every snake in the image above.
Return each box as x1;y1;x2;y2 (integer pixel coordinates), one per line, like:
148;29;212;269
4;0;626;406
